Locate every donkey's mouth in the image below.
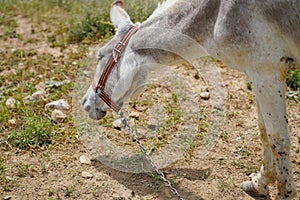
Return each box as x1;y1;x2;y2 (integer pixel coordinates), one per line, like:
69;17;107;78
89;109;107;120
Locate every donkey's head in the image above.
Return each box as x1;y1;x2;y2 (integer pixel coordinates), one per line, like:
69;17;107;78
82;1;149;120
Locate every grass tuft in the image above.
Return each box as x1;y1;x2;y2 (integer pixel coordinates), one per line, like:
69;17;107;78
287;70;300;91
7;116;56;149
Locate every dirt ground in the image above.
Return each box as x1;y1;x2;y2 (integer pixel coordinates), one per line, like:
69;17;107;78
0;16;299;200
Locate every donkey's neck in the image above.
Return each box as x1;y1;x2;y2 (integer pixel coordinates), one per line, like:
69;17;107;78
130;0;221;66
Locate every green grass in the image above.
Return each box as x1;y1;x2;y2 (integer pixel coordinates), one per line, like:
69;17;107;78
0;0;158;44
7;116;57;149
0;157;6;190
287;70;300;91
0;157;13;192
0;158;4;178
16;162;31;177
0;0;160;151
64;185;76;198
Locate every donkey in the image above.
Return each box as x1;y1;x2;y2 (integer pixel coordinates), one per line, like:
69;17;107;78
82;0;299;199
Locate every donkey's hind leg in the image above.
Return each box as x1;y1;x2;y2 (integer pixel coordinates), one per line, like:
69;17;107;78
242;69;296;200
241;102;276;197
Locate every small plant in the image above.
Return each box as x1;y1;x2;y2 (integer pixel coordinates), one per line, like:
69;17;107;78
287;70;300;91
17;162;31;177
64;185;75;198
7;116;56;149
0;18;18;38
67;8;113;43
0;157;4;178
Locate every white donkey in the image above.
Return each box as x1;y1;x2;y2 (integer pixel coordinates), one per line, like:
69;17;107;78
82;0;299;199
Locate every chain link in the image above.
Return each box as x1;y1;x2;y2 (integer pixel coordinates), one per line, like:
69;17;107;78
119;111;184;200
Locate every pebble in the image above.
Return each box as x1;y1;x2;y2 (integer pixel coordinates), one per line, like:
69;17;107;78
23;90;47;104
32;90;47;101
113;119;123;130
4;196;12;200
45;99;70;111
79;155;92;165
8;119;16;125
82;171;93;179
35;82;46;91
200;92;210;100
5;98;17;108
129;111;140;119
51;110;67;123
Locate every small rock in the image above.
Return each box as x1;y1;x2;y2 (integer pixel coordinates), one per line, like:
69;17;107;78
113;119;123;130
35;82;46;91
82;171;93;179
82;70;90;77
129;111;140;119
5;98;17;108
32;90;44;98
5;176;14;181
8;119;16;125
79;155;91;165
23;95;34;104
4;196;12;200
45;99;70;111
23;90;47;103
32;90;47;101
51;110;67;123
200;92;210;100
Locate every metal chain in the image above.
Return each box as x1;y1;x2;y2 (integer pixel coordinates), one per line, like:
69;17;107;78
119;111;184;200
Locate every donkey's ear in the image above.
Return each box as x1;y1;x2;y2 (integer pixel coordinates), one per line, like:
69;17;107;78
110;1;132;30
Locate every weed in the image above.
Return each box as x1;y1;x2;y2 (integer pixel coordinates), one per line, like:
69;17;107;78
7;116;56;149
64;185;75;198
67;7;113;43
0;157;4;178
16;162;31;177
0;104;10;125
48;188;55;197
287;70;300;91
220;130;229;142
0;158;13;192
0;17;18;38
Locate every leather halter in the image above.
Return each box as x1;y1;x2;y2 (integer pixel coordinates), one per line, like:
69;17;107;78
93;25;139;112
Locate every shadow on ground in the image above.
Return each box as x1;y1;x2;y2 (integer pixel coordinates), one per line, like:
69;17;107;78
93;160;212;200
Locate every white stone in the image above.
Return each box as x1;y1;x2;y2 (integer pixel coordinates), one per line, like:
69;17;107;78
45;99;70;111
8;119;16;125
79;155;91;165
5;98;17;108
129;111;140;119
4;196;12;200
35;82;46;91
82;171;93;178
51;110;67;123
113;119;123;129
200;92;210;100
32;90;47;101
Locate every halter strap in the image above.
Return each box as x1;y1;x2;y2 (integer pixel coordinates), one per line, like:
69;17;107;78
94;25;139;112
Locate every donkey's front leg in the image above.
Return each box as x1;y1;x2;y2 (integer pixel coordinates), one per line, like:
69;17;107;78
241;101;276;198
244;69;297;200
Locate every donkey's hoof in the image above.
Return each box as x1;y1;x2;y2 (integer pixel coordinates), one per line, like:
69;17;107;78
241;181;269;198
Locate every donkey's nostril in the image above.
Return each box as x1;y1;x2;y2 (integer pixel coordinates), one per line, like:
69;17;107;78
82;97;91;112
